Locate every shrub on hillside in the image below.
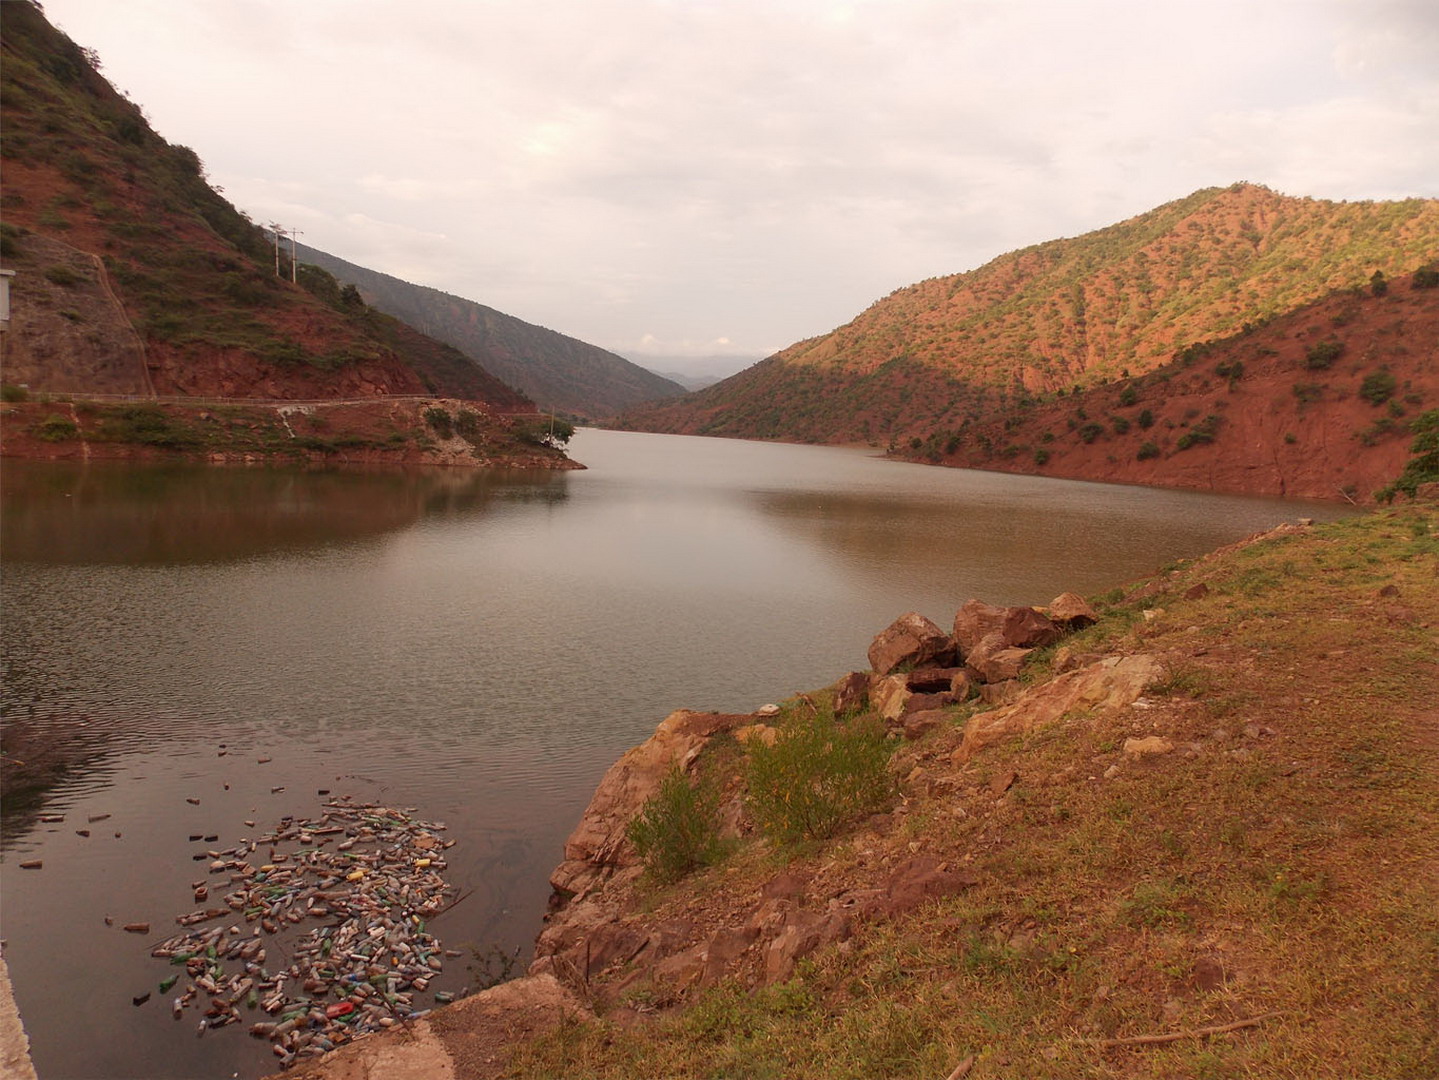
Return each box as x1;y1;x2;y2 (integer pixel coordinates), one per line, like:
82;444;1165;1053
1137;441;1160;461
44;265;83;287
626;767;727;884
1078;422;1104;444
1137;409;1154;429
423;407;454;440
1376;410;1439;502
745;706;894;843
1359;370;1398;406
1176;415;1222;451
1414;266;1439;289
1305;340;1344;370
34;414;78;442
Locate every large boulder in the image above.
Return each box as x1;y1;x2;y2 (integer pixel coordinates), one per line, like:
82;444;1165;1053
954;599;1059;653
952;599;1010;654
1003;606;1061;648
868;612;954;675
964;631;1033;684
1048;592;1098;629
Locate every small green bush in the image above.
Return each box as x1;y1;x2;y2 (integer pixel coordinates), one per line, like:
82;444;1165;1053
745;706;894;843
1111;416;1130;435
1;384;30;402
1376;409;1439;501
626;767;727;884
1137;441;1160;461
1077;422;1104;444
1414;266;1439;289
1176;415;1222;451
423;407;454;440
1034;448;1050;465
1117;385;1138;407
44;265;83;287
1305;340;1343;370
35;414;79;442
1137;408;1154;429
1359;370;1397;406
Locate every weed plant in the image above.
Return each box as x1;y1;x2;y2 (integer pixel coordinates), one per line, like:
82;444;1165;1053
745;704;894;843
626;767;727;884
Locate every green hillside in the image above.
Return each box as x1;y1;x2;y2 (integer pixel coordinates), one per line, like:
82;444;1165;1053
295;244;685;420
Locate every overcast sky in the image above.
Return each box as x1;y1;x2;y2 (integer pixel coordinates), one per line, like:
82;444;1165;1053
37;0;1439;374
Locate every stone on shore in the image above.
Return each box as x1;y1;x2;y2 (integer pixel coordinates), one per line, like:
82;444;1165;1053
868;612;953;676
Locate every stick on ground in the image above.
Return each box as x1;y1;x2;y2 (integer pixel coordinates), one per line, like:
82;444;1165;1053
1100;1011;1283;1049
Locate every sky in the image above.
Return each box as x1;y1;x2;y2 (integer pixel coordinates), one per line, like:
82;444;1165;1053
36;0;1439;375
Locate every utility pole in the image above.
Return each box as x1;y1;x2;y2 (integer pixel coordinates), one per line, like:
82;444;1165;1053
288;228;304;283
268;223;284;276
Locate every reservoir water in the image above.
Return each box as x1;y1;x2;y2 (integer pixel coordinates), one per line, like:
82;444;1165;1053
0;428;1351;1079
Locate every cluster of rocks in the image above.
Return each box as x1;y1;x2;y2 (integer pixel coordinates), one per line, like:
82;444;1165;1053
836;593;1099;741
147;799;459;1069
530;594;1112;1007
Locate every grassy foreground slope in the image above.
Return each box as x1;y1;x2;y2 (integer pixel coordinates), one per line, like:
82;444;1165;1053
508;505;1439;1079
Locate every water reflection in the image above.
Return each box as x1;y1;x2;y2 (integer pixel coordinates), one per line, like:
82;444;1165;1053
0;461;570;565
0;434;1355;1080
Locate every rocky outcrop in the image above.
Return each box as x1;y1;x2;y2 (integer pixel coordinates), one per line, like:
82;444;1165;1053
953;653;1165;763
529;592;1118;1005
548;710;753;900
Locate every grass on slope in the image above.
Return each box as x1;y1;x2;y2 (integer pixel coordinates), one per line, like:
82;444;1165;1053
505;505;1439;1079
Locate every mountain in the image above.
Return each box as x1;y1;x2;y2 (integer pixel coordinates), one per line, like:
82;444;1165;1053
0;1;528;411
649;370;723;392
295;244;686;420
616;185;1439;446
891;269;1439;502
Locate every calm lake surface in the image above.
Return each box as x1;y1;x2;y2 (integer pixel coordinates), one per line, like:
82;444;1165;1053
0;429;1351;1079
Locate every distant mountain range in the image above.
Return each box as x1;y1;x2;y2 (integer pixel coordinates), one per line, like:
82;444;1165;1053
295;244;686;420
616;184;1439;447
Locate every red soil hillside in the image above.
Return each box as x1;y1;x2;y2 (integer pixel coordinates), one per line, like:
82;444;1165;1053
0;2;527;410
617;185;1439;448
891;272;1439;502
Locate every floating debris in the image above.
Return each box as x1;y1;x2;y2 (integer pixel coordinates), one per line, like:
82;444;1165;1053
76;830;91;838
186;798;201;806
39;814;65;823
146;797;458;1069
19;860;42;870
124;923;151;934
88;813;112;823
